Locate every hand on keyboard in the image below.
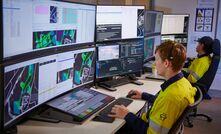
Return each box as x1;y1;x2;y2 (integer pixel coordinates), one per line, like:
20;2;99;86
93;98;133;123
108;105;129;119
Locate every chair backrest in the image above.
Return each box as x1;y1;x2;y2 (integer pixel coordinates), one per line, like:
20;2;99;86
168;86;203;134
195;39;220;92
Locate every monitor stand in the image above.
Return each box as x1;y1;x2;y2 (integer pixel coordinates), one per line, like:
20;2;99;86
127;74;138;80
39;108;83;124
97;74;143;91
28;113;60;123
127;74;144;85
29;107;82;124
98;83;117;91
130;80;144;85
27;106;60;123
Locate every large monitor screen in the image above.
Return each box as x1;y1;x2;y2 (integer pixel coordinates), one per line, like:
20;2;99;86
96;39;144;78
3;0;96;58
144;10;163;36
161;14;189;35
96;6;144;41
3;47;95;127
144;35;161;62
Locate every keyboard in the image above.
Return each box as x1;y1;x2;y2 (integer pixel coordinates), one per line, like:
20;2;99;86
93;97;133;123
101;77;131;88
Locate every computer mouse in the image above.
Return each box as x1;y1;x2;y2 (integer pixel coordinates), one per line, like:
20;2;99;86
126;92;136;98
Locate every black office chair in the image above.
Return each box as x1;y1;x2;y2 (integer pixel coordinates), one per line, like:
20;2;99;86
187;39;220;127
169;86;203;134
194;39;221;99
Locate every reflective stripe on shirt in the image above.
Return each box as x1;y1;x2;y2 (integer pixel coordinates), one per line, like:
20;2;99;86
189;70;201;81
149;119;170;134
186;69;190;74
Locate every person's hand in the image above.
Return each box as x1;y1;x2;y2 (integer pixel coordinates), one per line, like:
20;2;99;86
127;90;142;99
108;105;129;119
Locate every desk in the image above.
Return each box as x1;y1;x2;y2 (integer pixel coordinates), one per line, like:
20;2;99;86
17;79;162;134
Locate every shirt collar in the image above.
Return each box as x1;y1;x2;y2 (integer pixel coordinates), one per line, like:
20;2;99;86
197;53;209;58
160;72;184;91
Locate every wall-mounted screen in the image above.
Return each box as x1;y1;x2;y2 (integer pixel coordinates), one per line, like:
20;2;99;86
96;6;144;41
161;14;189;35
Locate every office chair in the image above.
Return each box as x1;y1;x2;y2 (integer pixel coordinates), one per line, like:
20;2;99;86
187;39;220;127
169;86;203;134
194;39;220;99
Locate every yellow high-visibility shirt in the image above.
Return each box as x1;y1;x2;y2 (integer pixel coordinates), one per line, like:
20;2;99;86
144;77;196;134
187;55;211;83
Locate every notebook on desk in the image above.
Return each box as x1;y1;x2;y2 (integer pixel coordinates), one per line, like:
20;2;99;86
145;73;165;81
42;87;115;124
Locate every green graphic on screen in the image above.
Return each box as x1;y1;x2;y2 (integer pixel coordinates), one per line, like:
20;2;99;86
144;38;154;60
33;31;57;49
74;51;95;86
57;68;73;83
4;64;39;124
33;29;77;49
56;30;76;45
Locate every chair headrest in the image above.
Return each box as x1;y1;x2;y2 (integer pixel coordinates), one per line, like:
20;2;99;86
213;39;220;56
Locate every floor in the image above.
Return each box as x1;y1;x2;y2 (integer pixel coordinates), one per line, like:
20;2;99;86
184;90;221;134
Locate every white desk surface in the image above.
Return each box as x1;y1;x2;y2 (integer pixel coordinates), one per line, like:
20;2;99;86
17;79;162;134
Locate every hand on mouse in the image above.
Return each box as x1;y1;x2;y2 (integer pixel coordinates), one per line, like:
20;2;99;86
127;90;142;99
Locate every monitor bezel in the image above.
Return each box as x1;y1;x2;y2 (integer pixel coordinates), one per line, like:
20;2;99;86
143;35;162;64
0;0;4;133
2;0;97;61
1;0;97;130
3;45;96;130
144;10;164;37
96;5;145;42
161;14;190;35
0;0;2;63
95;38;144;79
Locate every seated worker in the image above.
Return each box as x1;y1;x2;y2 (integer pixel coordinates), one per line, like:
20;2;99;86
183;36;214;83
109;40;196;134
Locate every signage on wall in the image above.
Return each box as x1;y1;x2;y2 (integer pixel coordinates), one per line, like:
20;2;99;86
197;0;215;8
195;8;214;32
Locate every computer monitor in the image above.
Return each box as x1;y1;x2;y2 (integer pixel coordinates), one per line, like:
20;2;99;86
144;10;163;36
143;35;161;63
161;14;189;35
96;38;144;78
2;0;96;59
161;34;188;47
3;47;96;129
96;6;144;41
